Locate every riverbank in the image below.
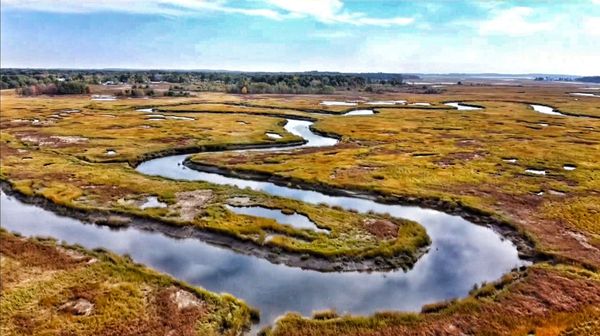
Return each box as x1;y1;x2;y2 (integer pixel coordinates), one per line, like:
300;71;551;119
0;229;257;336
2;87;598;335
184;159;539;262
0;180;428;272
260;263;600;336
187;100;600;269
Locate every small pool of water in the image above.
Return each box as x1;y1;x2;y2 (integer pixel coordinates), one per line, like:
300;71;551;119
570;92;600;98
444;102;482;111
320;101;357;106
140;196;167;209
166;115;195;121
343;110;375;116
266;133;283;139
530;104;564;116
226;205;329;233
525;169;546;175
366;100;406;105
410;103;431;106
563;165;576;171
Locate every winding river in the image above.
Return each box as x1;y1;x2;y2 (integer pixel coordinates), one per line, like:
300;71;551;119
2;111;527;333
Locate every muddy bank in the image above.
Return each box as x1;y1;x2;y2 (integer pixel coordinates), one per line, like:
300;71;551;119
183;161;543;263
0;181;426;272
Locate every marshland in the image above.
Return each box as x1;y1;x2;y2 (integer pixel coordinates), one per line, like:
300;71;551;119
2;73;600;334
2;1;600;335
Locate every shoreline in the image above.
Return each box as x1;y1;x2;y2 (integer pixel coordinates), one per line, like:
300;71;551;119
0;180;427;272
183;159;545;264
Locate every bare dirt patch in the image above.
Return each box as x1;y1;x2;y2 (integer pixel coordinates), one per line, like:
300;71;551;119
17;132;88;147
59;298;94;316
173;190;214;221
227;196;252;206
169;287;207;310
363;218;398;239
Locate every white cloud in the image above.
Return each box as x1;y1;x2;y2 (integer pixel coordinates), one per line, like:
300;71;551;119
0;0;284;19
479;7;553;36
583;17;600;35
311;30;352;39
266;0;414;26
1;0;414;26
266;0;343;21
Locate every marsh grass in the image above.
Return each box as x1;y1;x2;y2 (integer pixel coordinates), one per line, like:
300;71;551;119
189;100;600;266
0;230;255;336
0;92;429;262
261;264;600;336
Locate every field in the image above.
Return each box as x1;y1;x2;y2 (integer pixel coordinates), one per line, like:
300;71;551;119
1;81;599;335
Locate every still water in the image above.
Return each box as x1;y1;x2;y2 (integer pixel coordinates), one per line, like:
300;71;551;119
3;116;525;333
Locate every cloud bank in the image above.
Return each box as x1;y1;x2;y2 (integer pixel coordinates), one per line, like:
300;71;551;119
1;0;414;26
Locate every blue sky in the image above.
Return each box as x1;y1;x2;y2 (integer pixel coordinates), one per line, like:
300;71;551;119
1;0;599;74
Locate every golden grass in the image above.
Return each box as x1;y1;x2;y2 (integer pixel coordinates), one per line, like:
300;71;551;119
189;99;600;267
2;83;600;335
0;91;429;261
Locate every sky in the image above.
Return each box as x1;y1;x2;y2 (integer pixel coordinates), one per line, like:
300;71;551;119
1;0;599;75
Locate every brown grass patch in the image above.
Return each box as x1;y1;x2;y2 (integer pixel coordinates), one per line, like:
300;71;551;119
0;232;87;270
362;219;398;239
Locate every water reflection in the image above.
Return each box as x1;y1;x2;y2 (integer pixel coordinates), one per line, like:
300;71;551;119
3;116;526;333
530;104;564;116
226;205;329;233
343;110;375;116
1;192;524;332
444;102;482;111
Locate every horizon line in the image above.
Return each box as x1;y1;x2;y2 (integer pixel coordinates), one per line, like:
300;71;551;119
1;67;592;77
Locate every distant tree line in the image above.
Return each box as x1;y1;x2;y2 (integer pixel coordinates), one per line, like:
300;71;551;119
2;69;420;95
16;81;89;95
534;75;600;83
578;76;600;83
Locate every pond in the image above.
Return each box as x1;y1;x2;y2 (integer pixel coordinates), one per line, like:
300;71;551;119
444;102;482;110
530;104;564;116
